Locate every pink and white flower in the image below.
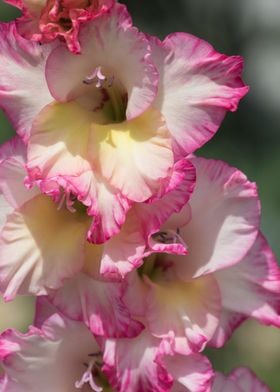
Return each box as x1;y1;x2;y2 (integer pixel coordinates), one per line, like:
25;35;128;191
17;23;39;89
103;330;214;392
0;298;214;392
124;156;263;355
0;298;111;391
4;0;114;53
47;272;145;338
0;3;248;243
148;34;249;159
212;367;270;392
40;159;196;335
0;137;147;337
0;137;195;302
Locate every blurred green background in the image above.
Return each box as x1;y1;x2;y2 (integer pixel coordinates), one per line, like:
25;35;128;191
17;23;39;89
0;0;279;389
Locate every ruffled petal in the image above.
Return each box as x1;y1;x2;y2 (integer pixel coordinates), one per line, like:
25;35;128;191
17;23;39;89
8;0;114;53
0;194;90;299
71;171;132;244
36;0;113;53
27;102;94;180
151;33;249;156
49;272;144;338
0;22;53;142
27;102;174;241
162;353;214;392
46;3;158;119
99;159;195;279
210;233;280;347
0;298;101;392
0;137;93;300
98;208;147;279
176;157;260;279
26;101;132;242
135;159;196;256
89;108;173;202
143;274;221;355
103;331;172;392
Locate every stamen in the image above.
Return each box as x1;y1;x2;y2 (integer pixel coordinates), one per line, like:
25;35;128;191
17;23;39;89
65;192;76;213
83;66;107;89
56;191;76;213
75;359;103;392
57;192;66;211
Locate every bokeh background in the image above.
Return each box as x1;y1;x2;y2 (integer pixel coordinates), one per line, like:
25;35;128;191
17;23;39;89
0;0;279;389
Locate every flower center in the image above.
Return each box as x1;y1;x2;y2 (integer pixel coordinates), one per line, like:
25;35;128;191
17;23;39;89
82;65;128;124
75;352;112;391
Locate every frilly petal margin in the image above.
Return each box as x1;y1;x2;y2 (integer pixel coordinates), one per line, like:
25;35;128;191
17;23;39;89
175;156;260;279
123;272;221;356
102;331;173;392
48;272;144;338
0;298;103;392
99;158;195;279
0;194;89;300
150;33;249;157
102;331;214;392
26;104;175;243
160;352;214;392
144;274;221;355
0;139;88;299
9;0;114;54
137;158;196;257
93;159;195;279
210;232;280;348
53;171;132;244
0;22;53;142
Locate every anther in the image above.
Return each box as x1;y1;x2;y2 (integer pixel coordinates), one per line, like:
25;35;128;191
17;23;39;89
83;66;107;89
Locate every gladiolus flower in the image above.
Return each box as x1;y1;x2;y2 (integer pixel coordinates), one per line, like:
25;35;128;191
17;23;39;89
123;156;265;355
0;298;214;392
0;138;195;300
0;1;278;390
103;330;214;392
0;137;148;338
0;298;112;391
0;3;248;243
